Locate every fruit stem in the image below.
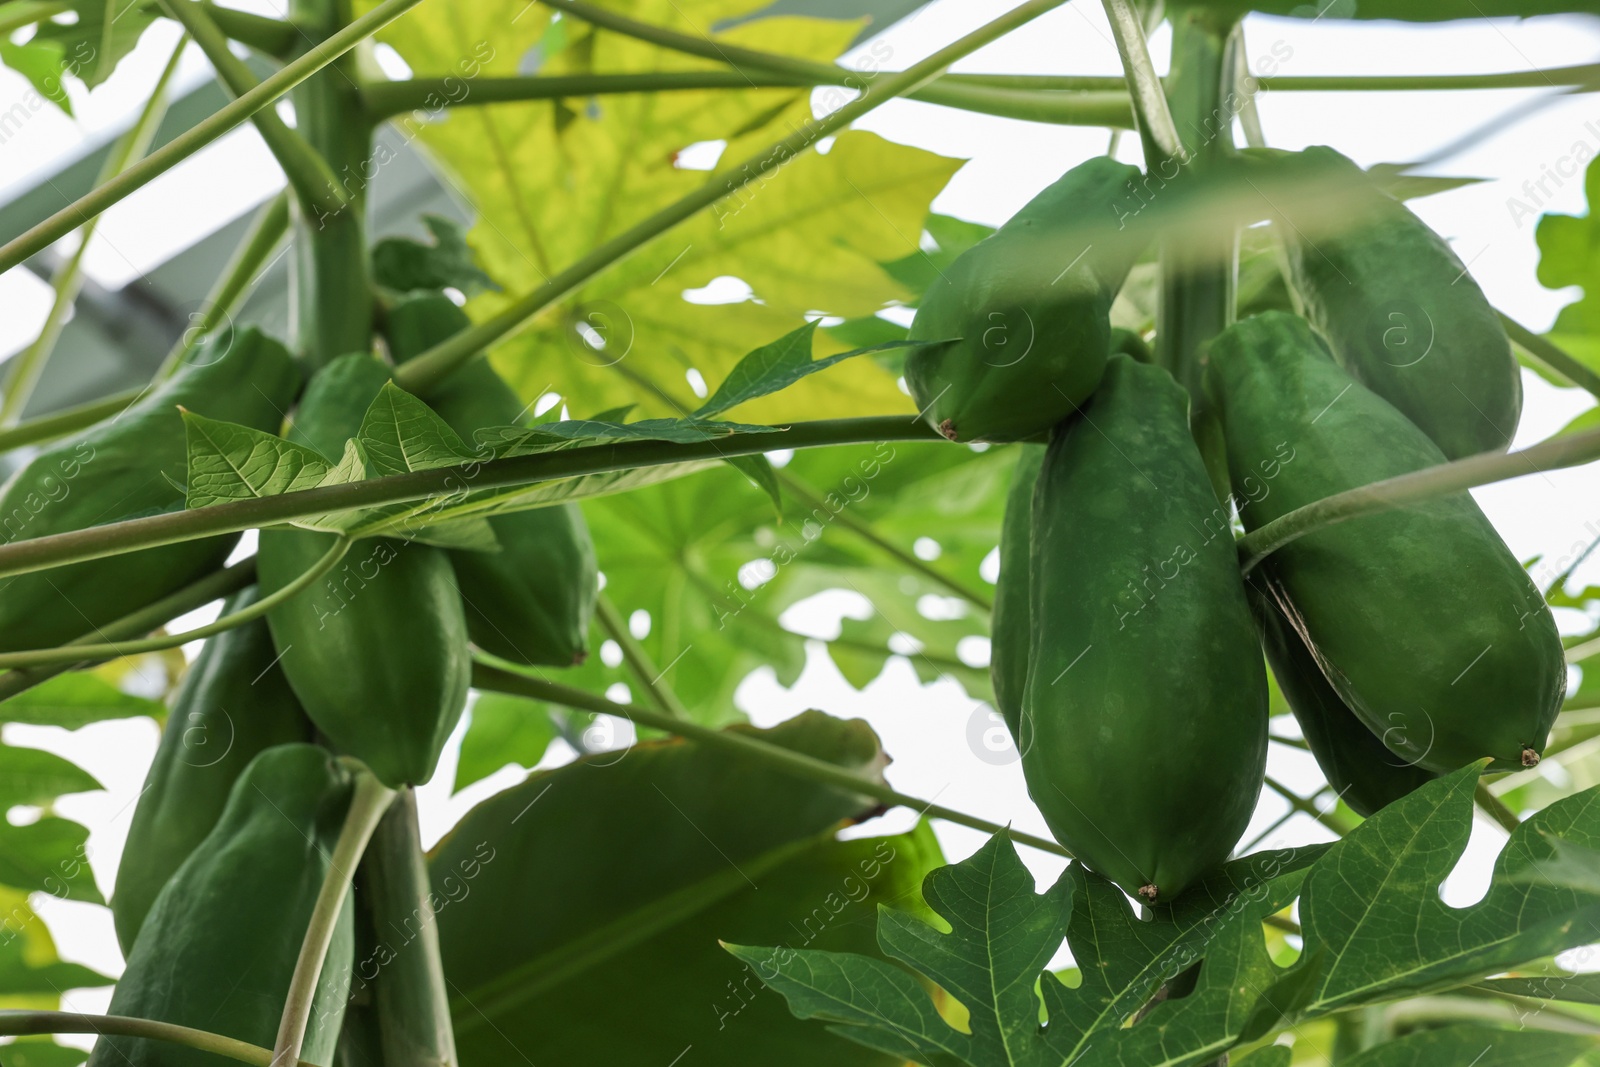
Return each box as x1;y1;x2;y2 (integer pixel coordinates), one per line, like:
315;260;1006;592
272;765;395;1067
0;1010;312;1066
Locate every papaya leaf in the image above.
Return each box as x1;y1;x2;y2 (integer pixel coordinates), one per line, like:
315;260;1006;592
1244;764;1600;1033
0;673;162;729
881;213;996;301
694;321;939;420
357;381;480;476
0;745;99;809
725;453;783;519
431;710;944;1066
0;39;73;115
370;214;496;296
0;818;100;903
31;0;156;88
367;0;953;423
452;690;558;792
182;411;333;508
1340;1026;1596;1067
1230;1048;1290;1067
730;833;1319;1067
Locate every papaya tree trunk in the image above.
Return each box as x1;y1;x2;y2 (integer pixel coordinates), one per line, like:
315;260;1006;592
289;0;373;367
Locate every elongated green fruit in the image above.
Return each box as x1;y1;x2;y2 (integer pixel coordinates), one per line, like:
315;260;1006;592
990;444;1043;736
1280;146;1520;459
1251;586;1436;818
1206;312;1562;773
905;156;1147;443
89;744;354;1067
0;328;300;651
387;292;598;666
260;353;470;787
111;589;313;953
1020;355;1267;902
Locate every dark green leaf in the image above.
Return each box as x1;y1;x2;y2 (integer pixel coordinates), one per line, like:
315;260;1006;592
371;214;496;296
0;818;101;903
479;416;779;457
1477;972;1600;1005
183;411;333;508
725;454;782;519
431;710;943;1066
0;746;99;809
732;833;1318;1067
0;674;161;729
1341;1026;1595;1067
453;691;558;792
1250;764;1600;1027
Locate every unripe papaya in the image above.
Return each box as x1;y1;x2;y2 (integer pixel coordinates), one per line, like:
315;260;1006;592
1020;355;1267;902
90;744;354;1067
0;328;300;651
1279;146;1521;459
905;157;1146;443
111;590;313;953
259;353;470;787
990;444;1043;737
1251;586;1436;818
386;293;598;666
1205;312;1563;773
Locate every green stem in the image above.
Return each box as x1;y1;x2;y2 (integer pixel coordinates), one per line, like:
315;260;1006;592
0;388;140;453
203;1;298;56
594;592;688;720
1264;775;1352;836
157;191;292;379
160;0;345;214
392;0;1072;393
1500;311;1600;402
272;765;394;1067
1475;782;1522;834
0;1011;313;1067
0;0;423;276
1159;9;1237;503
0;0;66;36
1238;424;1600;572
1100;0;1183;163
778;471;994;613
0;37;183;426
946;63;1600;92
0;560;254;703
0;537;347;669
470;662;1072;858
289;0;374;369
367;72;1133;127
358;789;458;1067
0;416;938;581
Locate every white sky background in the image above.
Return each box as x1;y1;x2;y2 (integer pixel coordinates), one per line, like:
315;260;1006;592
4;0;1600;1033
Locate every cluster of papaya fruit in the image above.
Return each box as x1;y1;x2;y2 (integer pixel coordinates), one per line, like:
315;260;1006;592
910;148;1565;903
0;267;601;1058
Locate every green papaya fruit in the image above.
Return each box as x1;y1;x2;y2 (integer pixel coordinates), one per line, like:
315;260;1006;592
386;292;598;666
259;353;471;787
905;156;1147;443
111;590;313;953
0;328;300;651
1205;312;1563;773
1279;146;1521;459
1251;586;1436;818
1020;355;1267;902
990;444;1043;737
90;743;354;1067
